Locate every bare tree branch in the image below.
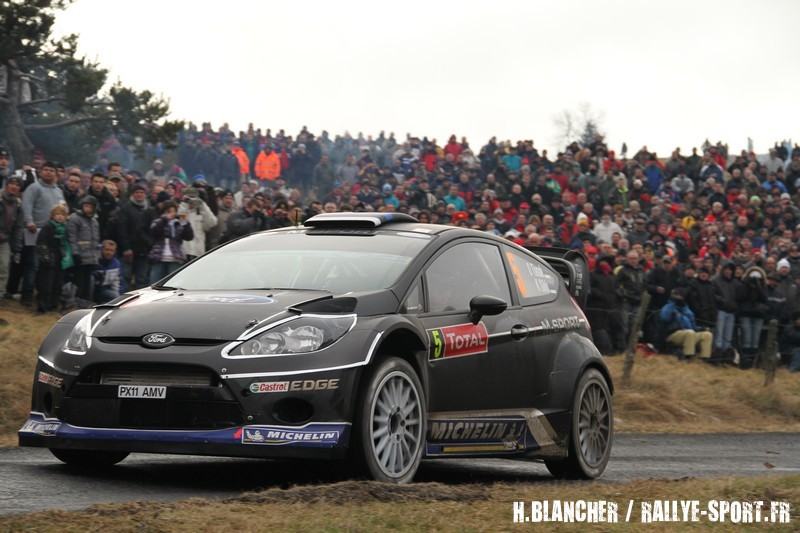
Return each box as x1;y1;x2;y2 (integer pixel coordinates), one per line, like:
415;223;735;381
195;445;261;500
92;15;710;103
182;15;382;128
17;96;65;107
23;114;110;131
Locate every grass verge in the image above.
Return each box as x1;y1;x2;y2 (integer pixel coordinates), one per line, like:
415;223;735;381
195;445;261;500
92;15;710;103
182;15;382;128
0;302;57;447
1;305;799;443
0;475;798;531
605;355;800;433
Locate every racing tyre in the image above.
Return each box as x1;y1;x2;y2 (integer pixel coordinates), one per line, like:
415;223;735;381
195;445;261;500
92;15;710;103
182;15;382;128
355;357;426;483
50;448;129;467
545;368;612;479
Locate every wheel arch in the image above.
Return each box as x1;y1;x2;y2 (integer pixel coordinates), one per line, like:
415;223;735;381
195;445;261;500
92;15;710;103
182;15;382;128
579;359;614;395
362;318;430;405
547;333;613;412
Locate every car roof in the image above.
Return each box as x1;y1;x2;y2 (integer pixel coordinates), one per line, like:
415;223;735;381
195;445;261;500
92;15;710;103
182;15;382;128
266;214;536;250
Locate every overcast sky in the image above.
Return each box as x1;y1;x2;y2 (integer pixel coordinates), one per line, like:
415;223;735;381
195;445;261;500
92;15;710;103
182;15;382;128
54;0;800;155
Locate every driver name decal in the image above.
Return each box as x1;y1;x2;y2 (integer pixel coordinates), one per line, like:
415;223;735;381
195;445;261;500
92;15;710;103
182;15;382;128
427;322;489;360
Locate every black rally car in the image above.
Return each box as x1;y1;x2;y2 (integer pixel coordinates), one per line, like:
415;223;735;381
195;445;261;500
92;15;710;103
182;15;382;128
20;212;612;482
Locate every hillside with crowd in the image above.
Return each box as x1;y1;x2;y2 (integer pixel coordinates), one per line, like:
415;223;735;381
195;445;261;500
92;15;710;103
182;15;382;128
1;124;800;372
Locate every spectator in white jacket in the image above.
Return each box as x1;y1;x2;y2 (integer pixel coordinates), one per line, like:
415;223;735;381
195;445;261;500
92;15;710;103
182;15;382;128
180;187;217;260
593;213;625;244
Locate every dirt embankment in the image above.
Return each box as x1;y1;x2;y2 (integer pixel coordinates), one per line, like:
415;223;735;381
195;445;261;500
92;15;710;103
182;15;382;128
0;475;798;531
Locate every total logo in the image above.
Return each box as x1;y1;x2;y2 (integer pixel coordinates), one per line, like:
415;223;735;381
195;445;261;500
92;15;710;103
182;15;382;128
249;378;340;394
428;322;489;360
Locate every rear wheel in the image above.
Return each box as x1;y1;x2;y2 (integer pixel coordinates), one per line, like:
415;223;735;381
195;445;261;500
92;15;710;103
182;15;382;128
355;357;425;483
50;448;129;467
545;368;612;479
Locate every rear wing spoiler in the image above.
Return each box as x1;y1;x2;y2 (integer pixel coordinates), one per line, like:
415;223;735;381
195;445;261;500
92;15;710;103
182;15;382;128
524;246;590;309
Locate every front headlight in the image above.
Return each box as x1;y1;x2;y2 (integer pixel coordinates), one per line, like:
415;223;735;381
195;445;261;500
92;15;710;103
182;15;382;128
64;313;93;354
229;315;355;356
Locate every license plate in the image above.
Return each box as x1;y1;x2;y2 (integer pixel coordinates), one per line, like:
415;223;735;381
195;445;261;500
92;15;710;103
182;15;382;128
117;385;167;399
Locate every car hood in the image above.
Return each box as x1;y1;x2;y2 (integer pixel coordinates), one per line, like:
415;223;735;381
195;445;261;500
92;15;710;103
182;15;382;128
91;289;332;341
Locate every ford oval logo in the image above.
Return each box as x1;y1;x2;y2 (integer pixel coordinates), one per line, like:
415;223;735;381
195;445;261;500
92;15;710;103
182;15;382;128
142;333;175;349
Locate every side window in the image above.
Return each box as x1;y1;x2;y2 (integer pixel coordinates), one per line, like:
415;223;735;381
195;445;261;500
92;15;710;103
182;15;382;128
425;243;511;314
504;248;560;305
401;280;424;314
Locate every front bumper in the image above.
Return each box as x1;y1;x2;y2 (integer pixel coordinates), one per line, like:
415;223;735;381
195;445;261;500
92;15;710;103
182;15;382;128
19;412;350;459
22;357;363;460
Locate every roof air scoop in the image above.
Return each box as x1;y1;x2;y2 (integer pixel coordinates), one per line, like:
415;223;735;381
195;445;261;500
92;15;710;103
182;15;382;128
304;212;418;228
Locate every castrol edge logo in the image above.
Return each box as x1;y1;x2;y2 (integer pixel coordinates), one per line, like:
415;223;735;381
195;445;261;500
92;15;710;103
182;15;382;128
427;322;489;361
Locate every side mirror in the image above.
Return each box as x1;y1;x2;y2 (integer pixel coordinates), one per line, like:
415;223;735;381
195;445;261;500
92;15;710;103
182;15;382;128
468;295;507;325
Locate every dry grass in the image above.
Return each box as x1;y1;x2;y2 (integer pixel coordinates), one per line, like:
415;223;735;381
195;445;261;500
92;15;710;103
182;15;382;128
0;301;58;447
606;355;800;433
1;306;800;444
0;475;798;531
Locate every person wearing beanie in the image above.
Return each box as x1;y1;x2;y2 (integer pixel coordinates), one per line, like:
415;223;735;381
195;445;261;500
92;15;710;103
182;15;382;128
117;182;154;289
67;196;101;308
712;261;741;354
35;204;73;313
616;250;645;341
658;288;713;359
587;258;623;354
737;267;769;368
0;175;22;295
687;266;717;330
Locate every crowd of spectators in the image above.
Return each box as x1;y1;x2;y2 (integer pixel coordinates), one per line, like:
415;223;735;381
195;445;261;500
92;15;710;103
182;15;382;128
1;124;800;372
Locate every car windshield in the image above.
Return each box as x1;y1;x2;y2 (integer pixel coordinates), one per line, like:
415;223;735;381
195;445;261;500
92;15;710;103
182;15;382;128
164;230;430;293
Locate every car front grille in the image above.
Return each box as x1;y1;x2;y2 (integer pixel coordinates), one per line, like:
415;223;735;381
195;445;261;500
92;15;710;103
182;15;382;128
99;366;213;387
80;363;219;387
62;363;242;430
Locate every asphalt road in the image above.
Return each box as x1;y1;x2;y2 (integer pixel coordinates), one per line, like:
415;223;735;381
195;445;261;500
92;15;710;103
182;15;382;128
1;433;799;515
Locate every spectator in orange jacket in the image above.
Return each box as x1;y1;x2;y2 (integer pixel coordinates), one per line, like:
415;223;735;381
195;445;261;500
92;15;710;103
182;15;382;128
231;142;250;180
254;145;281;181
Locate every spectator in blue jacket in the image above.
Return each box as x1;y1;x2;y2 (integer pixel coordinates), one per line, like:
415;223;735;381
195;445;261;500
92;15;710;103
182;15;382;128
644;157;665;194
762;173;787;194
658;289;713;359
94;240;124;303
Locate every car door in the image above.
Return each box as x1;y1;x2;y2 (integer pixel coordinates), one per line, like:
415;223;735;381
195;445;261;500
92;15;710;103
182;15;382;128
419;240;529;412
502;246;568;404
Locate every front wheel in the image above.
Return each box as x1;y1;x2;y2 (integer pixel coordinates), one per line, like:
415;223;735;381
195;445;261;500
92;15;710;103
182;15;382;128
545;368;613;479
50;448;129;467
355;357;426;483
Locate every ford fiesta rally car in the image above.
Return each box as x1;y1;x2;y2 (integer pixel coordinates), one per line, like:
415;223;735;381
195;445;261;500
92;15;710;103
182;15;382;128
20;212;613;482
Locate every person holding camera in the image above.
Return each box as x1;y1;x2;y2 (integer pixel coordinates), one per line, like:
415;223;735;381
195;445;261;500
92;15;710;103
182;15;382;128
148;200;194;283
179;187;217;261
221;198;267;242
658;288;713;359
